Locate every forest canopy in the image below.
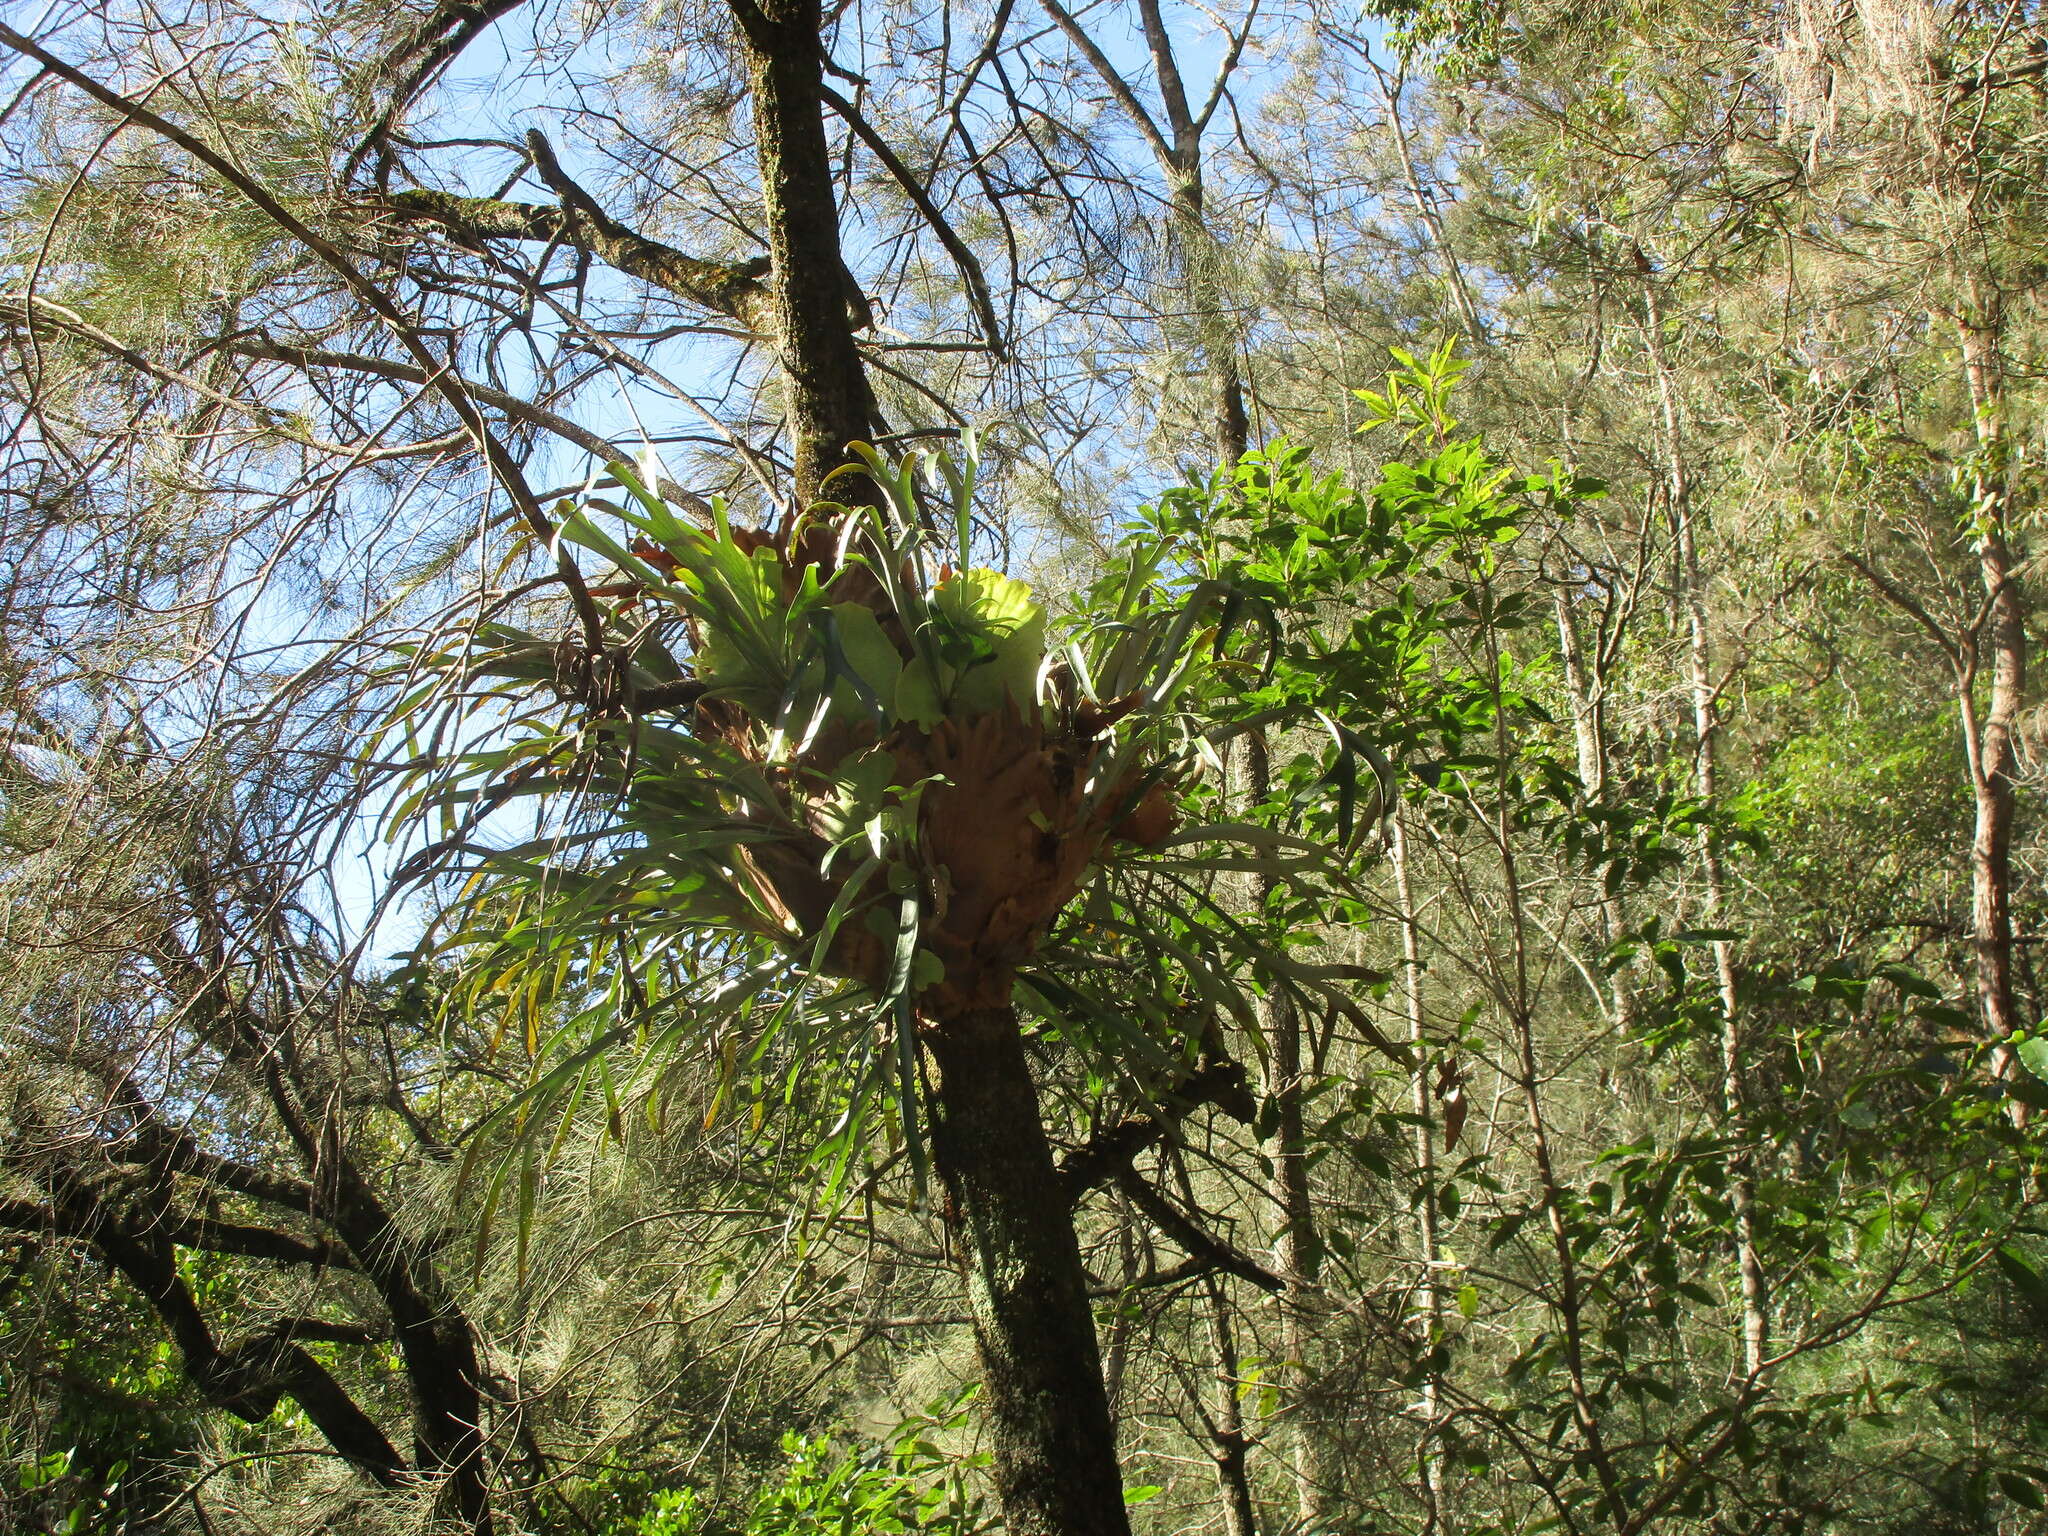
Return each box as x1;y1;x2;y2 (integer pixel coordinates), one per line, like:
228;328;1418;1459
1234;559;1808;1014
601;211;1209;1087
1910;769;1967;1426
1;0;2045;1532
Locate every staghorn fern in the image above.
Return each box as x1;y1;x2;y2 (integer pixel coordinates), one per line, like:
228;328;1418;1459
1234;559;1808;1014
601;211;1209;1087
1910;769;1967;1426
380;438;1395;1241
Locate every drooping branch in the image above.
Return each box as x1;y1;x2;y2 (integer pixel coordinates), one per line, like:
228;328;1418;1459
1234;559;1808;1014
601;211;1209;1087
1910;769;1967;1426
1114;1169;1284;1294
347;0;533;179
0;20;608;655
817;85;1007;358
378;0;532;111
221;337;626;461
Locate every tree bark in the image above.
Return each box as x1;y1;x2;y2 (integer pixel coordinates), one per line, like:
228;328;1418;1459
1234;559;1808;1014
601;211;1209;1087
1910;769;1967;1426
1957;299;2027;1064
728;0;879;509
925;1003;1132;1536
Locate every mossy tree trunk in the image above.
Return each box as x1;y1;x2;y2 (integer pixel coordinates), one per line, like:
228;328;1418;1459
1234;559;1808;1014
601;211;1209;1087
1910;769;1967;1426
727;0;878;510
925;1003;1133;1536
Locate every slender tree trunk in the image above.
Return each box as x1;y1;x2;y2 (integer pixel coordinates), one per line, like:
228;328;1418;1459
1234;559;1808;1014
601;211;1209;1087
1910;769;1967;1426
1390;811;1444;1534
1484;621;1629;1524
1367;52;1486;348
729;0;877;509
925;1004;1132;1536
1244;734;1333;1533
1142;58;1280;1519
1956;299;2027;1069
1170;174;1249;468
1555;591;1635;1034
1104;1199;1138;1422
1644;277;1766;1378
1201;1277;1260;1536
1155;1143;1259;1536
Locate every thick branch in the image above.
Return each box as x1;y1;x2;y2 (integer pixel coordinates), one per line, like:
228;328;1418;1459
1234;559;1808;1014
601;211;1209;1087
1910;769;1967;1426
6;1187;407;1484
257;1316;392;1347
1059;1057;1255;1204
163;1213;360;1270
382;133;771;327
108;1085;322;1217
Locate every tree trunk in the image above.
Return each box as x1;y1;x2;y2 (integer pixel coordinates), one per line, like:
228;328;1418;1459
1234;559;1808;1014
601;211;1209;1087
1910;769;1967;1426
1391;811;1445;1533
1244;733;1333;1532
925;1003;1132;1536
733;8;1125;1530
1645;278;1767;1379
1200;1274;1260;1536
1957;301;2027;1069
1554;590;1635;1034
1168;172;1248;469
729;0;878;509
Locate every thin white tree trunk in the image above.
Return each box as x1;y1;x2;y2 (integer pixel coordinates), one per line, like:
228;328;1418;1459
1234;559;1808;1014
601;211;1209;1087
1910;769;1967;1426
1644;273;1767;1378
1391;811;1445;1532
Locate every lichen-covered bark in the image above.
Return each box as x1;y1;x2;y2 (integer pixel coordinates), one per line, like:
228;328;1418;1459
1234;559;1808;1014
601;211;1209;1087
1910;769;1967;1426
925;1004;1133;1536
728;0;879;508
385;187;771;327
